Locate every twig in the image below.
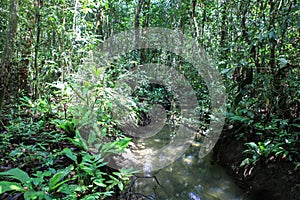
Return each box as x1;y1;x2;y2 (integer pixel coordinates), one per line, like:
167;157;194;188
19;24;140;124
0;120;8;132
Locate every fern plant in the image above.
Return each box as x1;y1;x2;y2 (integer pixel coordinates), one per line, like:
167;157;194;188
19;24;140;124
62;148;135;199
0;166;73;200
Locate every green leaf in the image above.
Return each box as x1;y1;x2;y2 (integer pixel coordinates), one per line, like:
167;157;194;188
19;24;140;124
84;81;91;88
96;68;102;77
291;124;300;128
258;142;265;151
275;150;284;157
49;165;73;191
108;175;119;182
118;182;124;191
243;149;256;155
220;68;231;74
101;142;117;153
114;137;131;152
93;179;106;187
245;142;259;150
0;168;30;183
104;2;109;10
88;131;96;145
24;190;46;200
82;192;102;200
63;148;77;162
49;172;64;190
80;166;93;176
229;115;249;122
277;58;288;67
0;181;25;194
240;158;250;167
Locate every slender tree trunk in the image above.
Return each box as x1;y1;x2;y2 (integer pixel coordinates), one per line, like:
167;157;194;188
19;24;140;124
143;0;150;28
178;1;188;67
135;0;143;43
18;15;33;94
134;0;144;64
0;0;18;113
268;0;276;72
220;0;228;56
69;0;79;73
201;2;206;38
33;0;41;99
140;0;150;63
96;5;104;41
191;0;200;40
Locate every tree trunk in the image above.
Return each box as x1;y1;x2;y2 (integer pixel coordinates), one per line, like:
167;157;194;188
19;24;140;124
220;0;228;58
134;0;144;64
140;0;150;63
33;0;41;99
191;0;200;39
268;0;276;72
134;0;144;39
96;5;104;41
0;0;18;114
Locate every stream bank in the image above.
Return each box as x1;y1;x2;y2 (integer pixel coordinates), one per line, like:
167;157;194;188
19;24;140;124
212;128;300;200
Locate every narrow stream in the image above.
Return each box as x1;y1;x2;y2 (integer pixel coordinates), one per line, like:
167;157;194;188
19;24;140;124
116;125;251;200
132;146;249;200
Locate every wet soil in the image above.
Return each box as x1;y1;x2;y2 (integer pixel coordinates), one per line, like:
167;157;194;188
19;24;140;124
212;128;300;200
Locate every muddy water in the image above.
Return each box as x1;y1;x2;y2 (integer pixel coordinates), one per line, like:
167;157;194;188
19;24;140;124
124;125;250;200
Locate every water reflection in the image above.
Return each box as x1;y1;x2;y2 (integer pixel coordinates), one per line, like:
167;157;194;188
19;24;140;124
108;125;194;172
121;125;250;200
131;152;249;200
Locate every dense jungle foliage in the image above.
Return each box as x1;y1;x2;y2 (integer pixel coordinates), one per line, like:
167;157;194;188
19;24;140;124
0;0;299;199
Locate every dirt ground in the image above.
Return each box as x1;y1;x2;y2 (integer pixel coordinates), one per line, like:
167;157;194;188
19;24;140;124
212;129;300;200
